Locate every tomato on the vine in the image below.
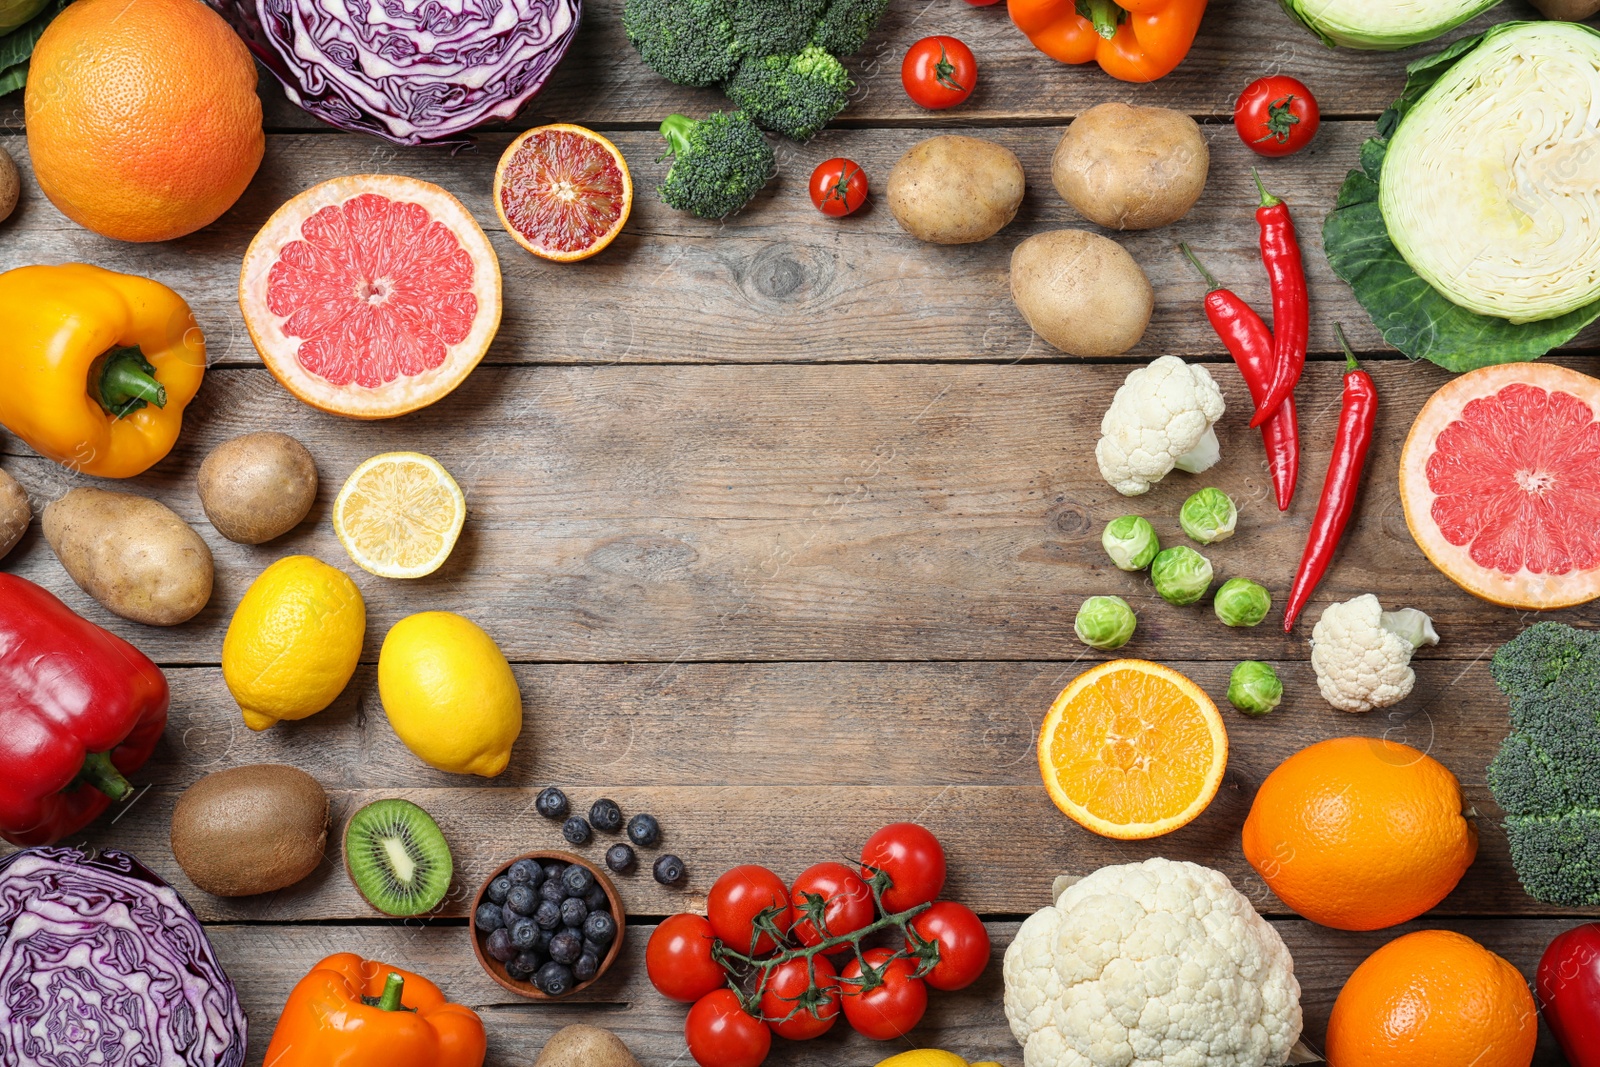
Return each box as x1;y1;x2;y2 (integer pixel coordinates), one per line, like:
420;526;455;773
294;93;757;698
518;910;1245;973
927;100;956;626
861;822;946;912
758;955;841;1041
708;865;794;956
647;913;726;1003
686;989;771;1067
840;947;928;1040
790;861;876;947
907;900;990;991
808;158;868;217
901;36;976;110
1234;76;1320;157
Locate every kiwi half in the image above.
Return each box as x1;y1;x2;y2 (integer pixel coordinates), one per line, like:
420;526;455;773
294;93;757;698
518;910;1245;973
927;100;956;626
344;799;454;916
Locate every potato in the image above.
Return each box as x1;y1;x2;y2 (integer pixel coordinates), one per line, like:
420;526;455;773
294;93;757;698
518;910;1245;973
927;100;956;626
534;1025;640;1067
1052;103;1208;230
0;147;17;224
0;469;27;561
888;135;1026;244
1010;229;1153;357
43;487;214;625
198;432;318;544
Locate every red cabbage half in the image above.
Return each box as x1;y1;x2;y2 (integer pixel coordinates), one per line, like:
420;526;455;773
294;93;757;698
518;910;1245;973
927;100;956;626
0;846;247;1067
208;0;583;146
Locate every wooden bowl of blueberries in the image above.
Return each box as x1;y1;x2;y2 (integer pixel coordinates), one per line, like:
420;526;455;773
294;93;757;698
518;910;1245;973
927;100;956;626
470;851;624;998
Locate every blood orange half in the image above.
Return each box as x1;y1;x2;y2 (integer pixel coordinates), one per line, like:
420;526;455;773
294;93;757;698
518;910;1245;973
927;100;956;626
240;174;501;419
493;124;632;262
1400;362;1600;609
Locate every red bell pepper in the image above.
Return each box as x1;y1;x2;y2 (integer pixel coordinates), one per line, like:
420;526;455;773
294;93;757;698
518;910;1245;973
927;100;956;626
1538;923;1600;1067
0;574;168;846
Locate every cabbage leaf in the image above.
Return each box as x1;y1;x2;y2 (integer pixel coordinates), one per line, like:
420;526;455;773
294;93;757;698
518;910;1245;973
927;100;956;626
0;0;68;96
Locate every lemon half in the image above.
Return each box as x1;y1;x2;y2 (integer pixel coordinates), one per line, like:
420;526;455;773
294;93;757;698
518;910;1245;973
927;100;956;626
334;452;465;579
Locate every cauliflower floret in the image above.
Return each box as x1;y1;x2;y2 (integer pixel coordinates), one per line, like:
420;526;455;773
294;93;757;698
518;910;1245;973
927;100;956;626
1096;357;1226;496
1310;594;1440;713
1003;858;1302;1067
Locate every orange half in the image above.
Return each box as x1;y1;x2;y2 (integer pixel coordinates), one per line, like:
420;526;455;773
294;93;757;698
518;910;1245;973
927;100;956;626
1038;659;1228;840
494;124;632;262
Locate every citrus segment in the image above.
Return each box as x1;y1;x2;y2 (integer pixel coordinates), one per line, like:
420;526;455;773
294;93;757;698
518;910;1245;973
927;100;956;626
494;124;632;261
241;175;501;419
1401;362;1600;609
1038;659;1227;840
334;452;466;579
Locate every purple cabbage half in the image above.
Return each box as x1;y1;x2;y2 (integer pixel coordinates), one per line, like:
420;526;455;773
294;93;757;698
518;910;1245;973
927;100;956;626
0;846;247;1067
208;0;583;146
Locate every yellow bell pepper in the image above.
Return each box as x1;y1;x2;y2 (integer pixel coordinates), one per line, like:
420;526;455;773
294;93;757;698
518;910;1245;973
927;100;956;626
0;264;205;478
876;1053;1006;1067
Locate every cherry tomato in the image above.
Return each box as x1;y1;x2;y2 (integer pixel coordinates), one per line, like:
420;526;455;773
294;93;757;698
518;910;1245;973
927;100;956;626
907;901;990;990
647;913;726;1003
757;955;841;1041
790;862;876;948
708;865;794;956
1234;75;1320;157
808;158;869;217
686;988;771;1067
901;36;976;110
840;948;928;1040
860;823;946;912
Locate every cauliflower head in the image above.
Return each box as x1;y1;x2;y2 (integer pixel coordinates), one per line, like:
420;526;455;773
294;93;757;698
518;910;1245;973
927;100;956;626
1310;594;1440;713
1002;858;1301;1067
1096;357;1226;496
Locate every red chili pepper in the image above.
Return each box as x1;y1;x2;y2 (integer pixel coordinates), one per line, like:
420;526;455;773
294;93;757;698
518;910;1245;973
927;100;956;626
1249;173;1308;428
1282;327;1378;631
1181;244;1299;510
0;574;169;846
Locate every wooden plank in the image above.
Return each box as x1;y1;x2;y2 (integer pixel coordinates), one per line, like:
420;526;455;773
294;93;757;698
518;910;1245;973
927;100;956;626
4;360;1594;664
210;917;1575;1065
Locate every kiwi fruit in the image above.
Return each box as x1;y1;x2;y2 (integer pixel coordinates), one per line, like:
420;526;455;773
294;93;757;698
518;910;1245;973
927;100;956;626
170;764;328;897
344;798;454;916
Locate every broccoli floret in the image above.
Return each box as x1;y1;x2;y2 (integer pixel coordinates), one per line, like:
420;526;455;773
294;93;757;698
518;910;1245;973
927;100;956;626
1486;622;1600;906
725;45;852;141
624;0;741;87
811;0;892;56
731;0;825;60
657;111;775;219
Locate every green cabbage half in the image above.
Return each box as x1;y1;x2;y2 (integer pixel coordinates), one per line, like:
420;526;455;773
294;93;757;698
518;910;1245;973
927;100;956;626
1324;22;1600;371
1278;0;1499;49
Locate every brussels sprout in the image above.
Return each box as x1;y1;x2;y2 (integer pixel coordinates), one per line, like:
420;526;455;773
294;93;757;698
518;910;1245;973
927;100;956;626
1101;515;1159;571
1228;661;1283;717
1179;488;1237;544
1074;596;1136;651
1149;546;1212;606
1214;578;1271;627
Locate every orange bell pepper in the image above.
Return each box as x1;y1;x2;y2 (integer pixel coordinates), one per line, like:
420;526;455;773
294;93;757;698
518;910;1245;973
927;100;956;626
263;953;487;1067
1009;0;1207;82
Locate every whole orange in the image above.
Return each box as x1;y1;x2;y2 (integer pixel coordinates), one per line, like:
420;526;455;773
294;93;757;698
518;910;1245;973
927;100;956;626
1326;930;1536;1067
1241;737;1476;931
25;0;263;242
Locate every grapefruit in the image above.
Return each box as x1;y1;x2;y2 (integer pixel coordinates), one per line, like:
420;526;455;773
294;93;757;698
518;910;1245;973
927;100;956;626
240;175;501;419
1400;362;1600;609
493;124;632;262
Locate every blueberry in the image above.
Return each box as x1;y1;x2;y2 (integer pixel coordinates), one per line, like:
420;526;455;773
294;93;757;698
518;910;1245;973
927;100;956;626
584;885;609;912
542;862;567;884
589;798;623;833
505;957;534;981
560;897;588;927
536;787;569;820
535;927;555;954
561;816;591;845
653;854;686;885
486;875;512;904
549;929;583;965
605;843;636;874
534;900;562;930
501;902;521;929
562;864;597;897
513;949;545;975
573;953;600;983
627;813;661;848
509;858;544;888
510;917;538;949
474;902;505;932
536;961;574;996
506;884;537;916
485;926;516;963
540;878;567;905
583;911;617;945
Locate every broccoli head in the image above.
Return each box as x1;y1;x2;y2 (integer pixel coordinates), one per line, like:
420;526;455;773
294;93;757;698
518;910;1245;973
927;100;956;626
1486;621;1600;906
657;111;775;219
725;45;852;141
624;0;740;87
731;0;826;60
811;0;892;56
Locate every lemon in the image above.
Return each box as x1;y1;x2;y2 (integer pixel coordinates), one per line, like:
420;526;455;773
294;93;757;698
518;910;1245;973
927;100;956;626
378;611;522;777
223;555;365;731
333;452;465;579
875;1054;1003;1067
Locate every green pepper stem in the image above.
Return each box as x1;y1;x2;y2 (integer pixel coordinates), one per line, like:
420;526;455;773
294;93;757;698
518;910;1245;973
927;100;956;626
1084;0;1121;39
94;346;167;418
376;972;405;1012
78;751;134;802
1252;168;1283;209
1179;243;1222;291
1333;322;1360;371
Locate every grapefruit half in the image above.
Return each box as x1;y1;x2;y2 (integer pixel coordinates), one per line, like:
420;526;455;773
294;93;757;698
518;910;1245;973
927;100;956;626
240;175;501;419
1400;362;1600;609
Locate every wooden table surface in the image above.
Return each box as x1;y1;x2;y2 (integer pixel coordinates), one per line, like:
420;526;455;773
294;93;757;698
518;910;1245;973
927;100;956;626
2;0;1595;1063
